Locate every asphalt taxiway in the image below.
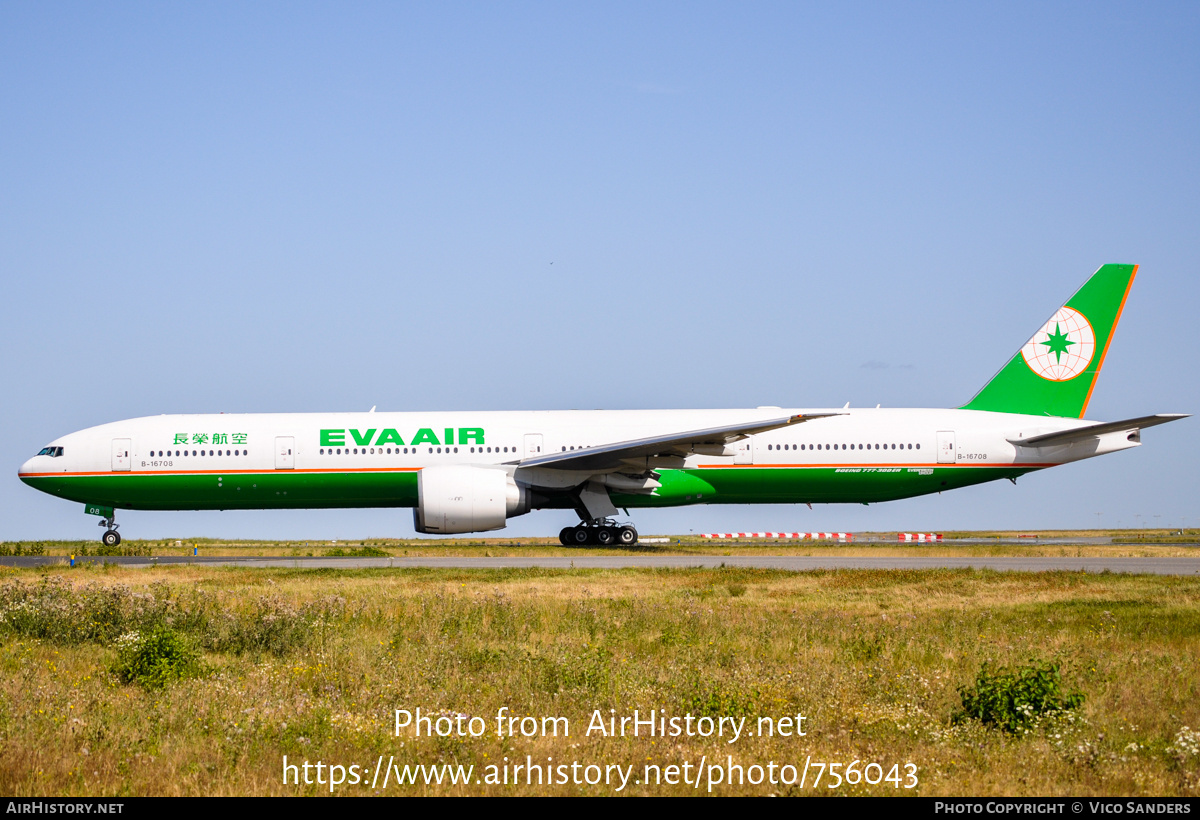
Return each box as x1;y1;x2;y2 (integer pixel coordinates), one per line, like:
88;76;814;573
2;554;1198;575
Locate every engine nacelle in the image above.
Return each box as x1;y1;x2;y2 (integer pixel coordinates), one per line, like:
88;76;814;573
413;465;531;534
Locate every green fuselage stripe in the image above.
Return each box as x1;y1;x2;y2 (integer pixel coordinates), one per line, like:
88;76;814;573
22;464;1037;512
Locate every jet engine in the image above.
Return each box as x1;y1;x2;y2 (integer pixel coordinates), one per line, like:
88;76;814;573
413;465;532;534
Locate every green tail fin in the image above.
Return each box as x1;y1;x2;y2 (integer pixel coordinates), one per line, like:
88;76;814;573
961;263;1137;418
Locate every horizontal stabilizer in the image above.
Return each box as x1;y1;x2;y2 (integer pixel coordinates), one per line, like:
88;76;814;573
1008;413;1189;448
513;413;841;472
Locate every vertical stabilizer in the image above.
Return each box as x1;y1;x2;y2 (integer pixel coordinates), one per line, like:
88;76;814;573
961;264;1137;418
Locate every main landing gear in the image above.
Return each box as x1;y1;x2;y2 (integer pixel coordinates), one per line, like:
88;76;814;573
559;519;638;547
98;514;121;547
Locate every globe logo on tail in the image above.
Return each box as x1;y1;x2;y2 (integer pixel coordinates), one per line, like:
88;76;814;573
1020;307;1095;381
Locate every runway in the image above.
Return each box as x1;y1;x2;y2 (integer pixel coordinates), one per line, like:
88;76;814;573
3;554;1199;575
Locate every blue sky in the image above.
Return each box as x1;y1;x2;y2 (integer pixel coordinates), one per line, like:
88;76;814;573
2;2;1197;540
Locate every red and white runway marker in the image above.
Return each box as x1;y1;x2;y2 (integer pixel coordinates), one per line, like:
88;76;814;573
897;533;943;542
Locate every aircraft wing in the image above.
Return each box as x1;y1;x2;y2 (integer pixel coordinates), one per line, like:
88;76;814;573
512;413;841;472
1008;413;1189;448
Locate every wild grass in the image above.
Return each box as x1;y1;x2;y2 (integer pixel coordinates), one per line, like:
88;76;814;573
0;565;1196;795
112;628;202;690
953;661;1084;734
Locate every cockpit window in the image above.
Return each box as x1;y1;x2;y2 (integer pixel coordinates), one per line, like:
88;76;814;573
36;447;64;457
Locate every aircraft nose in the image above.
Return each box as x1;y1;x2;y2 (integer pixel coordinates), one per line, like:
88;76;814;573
18;457;39;482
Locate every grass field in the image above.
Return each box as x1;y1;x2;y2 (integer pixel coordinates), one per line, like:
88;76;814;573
3;530;1199;559
1;561;1198;796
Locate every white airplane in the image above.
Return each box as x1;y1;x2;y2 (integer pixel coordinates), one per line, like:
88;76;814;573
19;264;1186;547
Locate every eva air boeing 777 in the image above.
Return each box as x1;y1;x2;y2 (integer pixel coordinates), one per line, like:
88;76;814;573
19;264;1187;546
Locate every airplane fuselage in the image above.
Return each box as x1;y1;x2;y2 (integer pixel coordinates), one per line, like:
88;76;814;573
18;407;1134;516
16;264;1185;545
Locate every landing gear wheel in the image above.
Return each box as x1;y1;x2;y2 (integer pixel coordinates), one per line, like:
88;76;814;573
617;526;638;545
102;530;121;547
559;527;573;546
570;527;590;546
596;527;615;546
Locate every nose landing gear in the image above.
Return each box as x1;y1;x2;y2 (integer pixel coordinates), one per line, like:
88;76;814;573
559;519;638;547
98;515;121;547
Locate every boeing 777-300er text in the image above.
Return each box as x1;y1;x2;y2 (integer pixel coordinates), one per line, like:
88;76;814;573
19;264;1188;546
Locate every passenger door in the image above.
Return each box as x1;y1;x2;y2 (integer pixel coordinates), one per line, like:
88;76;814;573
523;433;543;459
937;431;956;464
111;439;131;471
734;439;754;465
275;436;295;469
